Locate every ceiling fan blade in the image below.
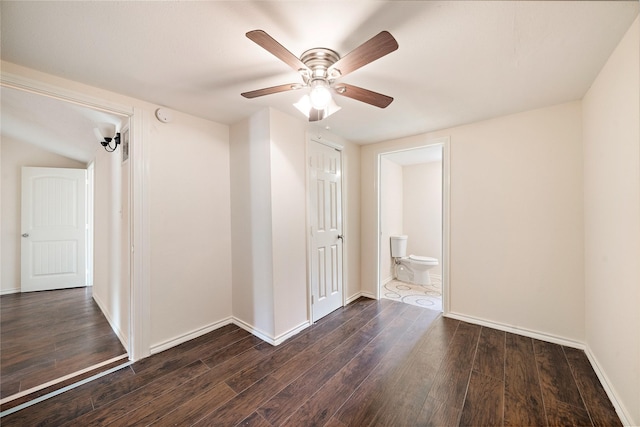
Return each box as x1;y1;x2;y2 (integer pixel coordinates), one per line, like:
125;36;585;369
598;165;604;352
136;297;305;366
308;108;326;122
246;30;309;73
334;83;393;108
241;83;303;99
328;31;398;78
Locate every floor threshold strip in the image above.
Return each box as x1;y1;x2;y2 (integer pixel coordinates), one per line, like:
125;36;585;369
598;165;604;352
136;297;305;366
0;360;133;418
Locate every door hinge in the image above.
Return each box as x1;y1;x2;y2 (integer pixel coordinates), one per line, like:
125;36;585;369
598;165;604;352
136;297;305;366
311;295;314;304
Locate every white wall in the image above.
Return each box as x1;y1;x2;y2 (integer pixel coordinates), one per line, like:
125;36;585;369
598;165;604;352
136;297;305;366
340;134;361;303
92;142;129;345
230;108;309;341
230;110;275;338
0;136;87;294
403;161;442;276
149;108;231;348
269;109;308;338
362;101;585;342
379;157;403;283
582;17;640;425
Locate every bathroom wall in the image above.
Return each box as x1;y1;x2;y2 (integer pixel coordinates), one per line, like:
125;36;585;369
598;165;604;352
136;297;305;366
403;160;442;276
0;136;87;294
582;16;639;425
379;157;403;284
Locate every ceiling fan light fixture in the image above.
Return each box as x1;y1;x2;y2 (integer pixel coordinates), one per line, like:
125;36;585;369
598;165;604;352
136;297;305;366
243;30;397;116
293;95;312;116
308;79;332;110
294;95;341;121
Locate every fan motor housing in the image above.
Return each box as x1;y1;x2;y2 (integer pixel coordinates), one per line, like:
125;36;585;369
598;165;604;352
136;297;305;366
301;48;340;78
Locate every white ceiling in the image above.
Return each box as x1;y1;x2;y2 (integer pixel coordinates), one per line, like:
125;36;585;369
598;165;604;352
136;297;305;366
1;86;127;162
1;1;638;150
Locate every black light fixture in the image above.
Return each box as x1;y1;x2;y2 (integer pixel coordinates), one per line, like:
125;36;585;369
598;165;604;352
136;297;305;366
100;132;120;152
94;125;120;153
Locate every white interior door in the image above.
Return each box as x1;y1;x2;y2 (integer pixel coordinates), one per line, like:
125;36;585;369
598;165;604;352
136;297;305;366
309;140;343;322
21;166;87;292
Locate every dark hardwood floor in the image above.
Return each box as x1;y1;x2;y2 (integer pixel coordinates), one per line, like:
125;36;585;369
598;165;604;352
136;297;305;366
0;287;127;403
1;297;620;426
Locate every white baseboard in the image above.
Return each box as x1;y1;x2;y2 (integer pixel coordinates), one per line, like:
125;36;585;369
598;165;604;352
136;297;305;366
92;293;129;351
271;320;310;346
150;316;234;354
345;291;376;304
345;292;364;304
0;288;20;295
232;317;310;346
445;311;585;350
150;316;311;354
584;346;634;426
444;313;639;421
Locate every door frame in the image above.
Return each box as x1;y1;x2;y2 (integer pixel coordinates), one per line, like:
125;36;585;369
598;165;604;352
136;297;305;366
375;137;451;313
1;72;151;361
306;135;346;323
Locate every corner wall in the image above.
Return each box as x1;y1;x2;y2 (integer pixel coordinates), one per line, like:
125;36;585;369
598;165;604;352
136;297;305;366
582;17;640;425
230;108;308;342
229;110;275;338
270;109;308;338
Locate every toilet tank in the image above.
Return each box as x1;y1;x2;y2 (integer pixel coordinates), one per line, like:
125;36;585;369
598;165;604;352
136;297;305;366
390;235;407;258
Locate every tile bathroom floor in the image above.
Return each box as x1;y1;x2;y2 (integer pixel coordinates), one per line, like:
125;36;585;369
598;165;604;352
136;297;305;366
382;277;442;311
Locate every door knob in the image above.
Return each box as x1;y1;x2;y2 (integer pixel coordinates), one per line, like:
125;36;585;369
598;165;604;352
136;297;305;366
338;234;344;241
22;233;29;238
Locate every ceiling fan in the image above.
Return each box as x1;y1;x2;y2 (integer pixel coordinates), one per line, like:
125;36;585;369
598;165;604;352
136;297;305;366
241;30;398;122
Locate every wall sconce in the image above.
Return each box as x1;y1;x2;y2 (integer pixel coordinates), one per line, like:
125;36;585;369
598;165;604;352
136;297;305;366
100;133;120;152
94;125;120;153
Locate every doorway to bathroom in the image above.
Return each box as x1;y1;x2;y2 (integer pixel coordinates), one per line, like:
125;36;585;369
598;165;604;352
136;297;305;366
377;139;449;312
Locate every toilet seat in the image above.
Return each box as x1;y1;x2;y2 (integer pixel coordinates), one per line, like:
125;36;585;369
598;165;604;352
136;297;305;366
408;254;438;264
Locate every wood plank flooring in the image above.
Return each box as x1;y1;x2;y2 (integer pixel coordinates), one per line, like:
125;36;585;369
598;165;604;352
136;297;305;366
0;287;127;403
1;297;621;426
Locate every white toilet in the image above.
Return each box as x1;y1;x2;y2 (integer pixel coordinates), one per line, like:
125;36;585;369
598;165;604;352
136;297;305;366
390;235;439;285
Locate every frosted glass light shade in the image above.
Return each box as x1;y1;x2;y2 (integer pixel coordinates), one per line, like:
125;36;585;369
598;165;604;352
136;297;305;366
294;95;341;120
309;82;332;110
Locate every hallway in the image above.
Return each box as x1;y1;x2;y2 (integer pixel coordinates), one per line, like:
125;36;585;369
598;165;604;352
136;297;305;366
1;287;127;405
